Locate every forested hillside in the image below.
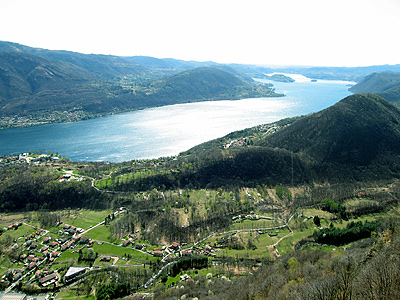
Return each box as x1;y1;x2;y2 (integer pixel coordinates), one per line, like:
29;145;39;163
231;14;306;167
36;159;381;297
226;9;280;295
82;94;400;194
0;42;279;125
0;41;149;80
349;72;400;105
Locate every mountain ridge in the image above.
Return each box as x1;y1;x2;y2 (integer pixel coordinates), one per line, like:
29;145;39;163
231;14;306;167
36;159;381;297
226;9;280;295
130;94;400;190
349;72;400;105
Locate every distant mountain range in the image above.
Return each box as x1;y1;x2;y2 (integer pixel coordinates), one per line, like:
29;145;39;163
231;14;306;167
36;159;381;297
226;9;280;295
349;72;400;105
1;40;400;127
0;41;278;123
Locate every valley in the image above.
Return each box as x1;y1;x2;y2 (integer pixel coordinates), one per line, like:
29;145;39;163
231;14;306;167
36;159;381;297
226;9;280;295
2;92;400;299
1;41;400;300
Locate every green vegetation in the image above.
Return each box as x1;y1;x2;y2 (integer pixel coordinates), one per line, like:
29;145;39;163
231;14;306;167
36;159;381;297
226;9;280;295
349;72;400;105
313;220;379;245
0;42;281;128
2;92;400;298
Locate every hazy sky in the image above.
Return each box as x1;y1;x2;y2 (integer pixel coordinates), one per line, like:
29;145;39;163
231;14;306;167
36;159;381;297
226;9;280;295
1;0;399;67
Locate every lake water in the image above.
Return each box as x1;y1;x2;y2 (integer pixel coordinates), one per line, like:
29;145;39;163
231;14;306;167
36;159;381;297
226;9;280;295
0;74;354;162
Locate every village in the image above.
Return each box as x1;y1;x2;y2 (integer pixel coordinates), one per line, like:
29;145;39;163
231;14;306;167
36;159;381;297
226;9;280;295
0;207;223;299
0;111;93;129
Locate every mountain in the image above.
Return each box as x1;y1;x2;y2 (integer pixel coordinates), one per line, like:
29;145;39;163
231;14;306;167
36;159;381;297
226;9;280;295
0;50;278;120
121;94;400;191
146;67;274;100
124;56;214;71
257;94;400;164
0;51;108;116
0;41;150;80
273;65;400;82
349;72;400;105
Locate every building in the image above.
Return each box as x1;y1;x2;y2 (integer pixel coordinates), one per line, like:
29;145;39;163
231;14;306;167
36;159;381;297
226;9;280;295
79;236;90;244
170;242;180;251
39;272;60;287
64;267;86;283
181;250;193;257
0;292;27;300
122;240;131;247
153;250;163;257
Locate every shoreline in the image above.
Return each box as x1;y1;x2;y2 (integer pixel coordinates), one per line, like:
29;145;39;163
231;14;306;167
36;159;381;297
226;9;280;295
0;92;284;130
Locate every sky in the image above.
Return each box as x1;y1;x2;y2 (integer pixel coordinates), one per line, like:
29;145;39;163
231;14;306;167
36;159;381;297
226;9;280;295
0;0;399;67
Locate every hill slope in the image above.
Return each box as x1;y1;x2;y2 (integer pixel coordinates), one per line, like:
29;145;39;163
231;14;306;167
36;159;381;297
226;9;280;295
0;51;278;122
0;41;149;80
146;67;275;101
349;72;400;105
119;94;400;191
259;94;400;164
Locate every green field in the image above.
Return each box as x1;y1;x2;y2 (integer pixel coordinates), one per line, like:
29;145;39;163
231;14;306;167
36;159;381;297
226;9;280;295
92;243;155;263
84;225;119;243
229;218;283;231
63;209;111;230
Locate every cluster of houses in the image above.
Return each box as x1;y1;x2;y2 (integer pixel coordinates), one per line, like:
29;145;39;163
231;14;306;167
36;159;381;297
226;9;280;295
62;224;85;235
1;222;93;291
232;212;260;221
0;154;29;168
150;242;216;259
224;136;256;149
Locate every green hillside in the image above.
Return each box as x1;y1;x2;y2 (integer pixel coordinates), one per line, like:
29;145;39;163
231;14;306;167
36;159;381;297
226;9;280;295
259;94;400;165
101;94;400;192
0;44;279;126
0;41;149;80
349;72;400;105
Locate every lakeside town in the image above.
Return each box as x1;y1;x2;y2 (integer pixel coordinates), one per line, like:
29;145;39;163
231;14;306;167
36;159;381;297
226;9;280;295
0;111;96;129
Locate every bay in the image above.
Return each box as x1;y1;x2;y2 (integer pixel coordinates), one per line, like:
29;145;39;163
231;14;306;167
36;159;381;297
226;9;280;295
0;74;354;162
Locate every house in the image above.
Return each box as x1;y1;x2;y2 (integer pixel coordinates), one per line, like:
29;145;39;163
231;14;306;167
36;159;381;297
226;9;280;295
135;243;143;250
64;267;86;283
42;237;51;244
153;250;163;257
100;255;111;262
27;262;37;270
181;250;192;257
170;242;180;251
49;241;59;247
80;236;90;244
122;240;131;247
19;254;27;261
39;272;60;287
205;245;212;252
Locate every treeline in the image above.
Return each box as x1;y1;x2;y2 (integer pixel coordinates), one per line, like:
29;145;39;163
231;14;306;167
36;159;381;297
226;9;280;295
99;147;313;192
313;220;379;246
0;165;110;211
170;257;208;277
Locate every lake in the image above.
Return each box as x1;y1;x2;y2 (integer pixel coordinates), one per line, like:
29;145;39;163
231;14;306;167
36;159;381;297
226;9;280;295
0;74;354;162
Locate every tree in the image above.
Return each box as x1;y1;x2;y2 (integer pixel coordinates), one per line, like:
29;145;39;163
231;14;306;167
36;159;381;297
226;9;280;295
313;216;321;227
